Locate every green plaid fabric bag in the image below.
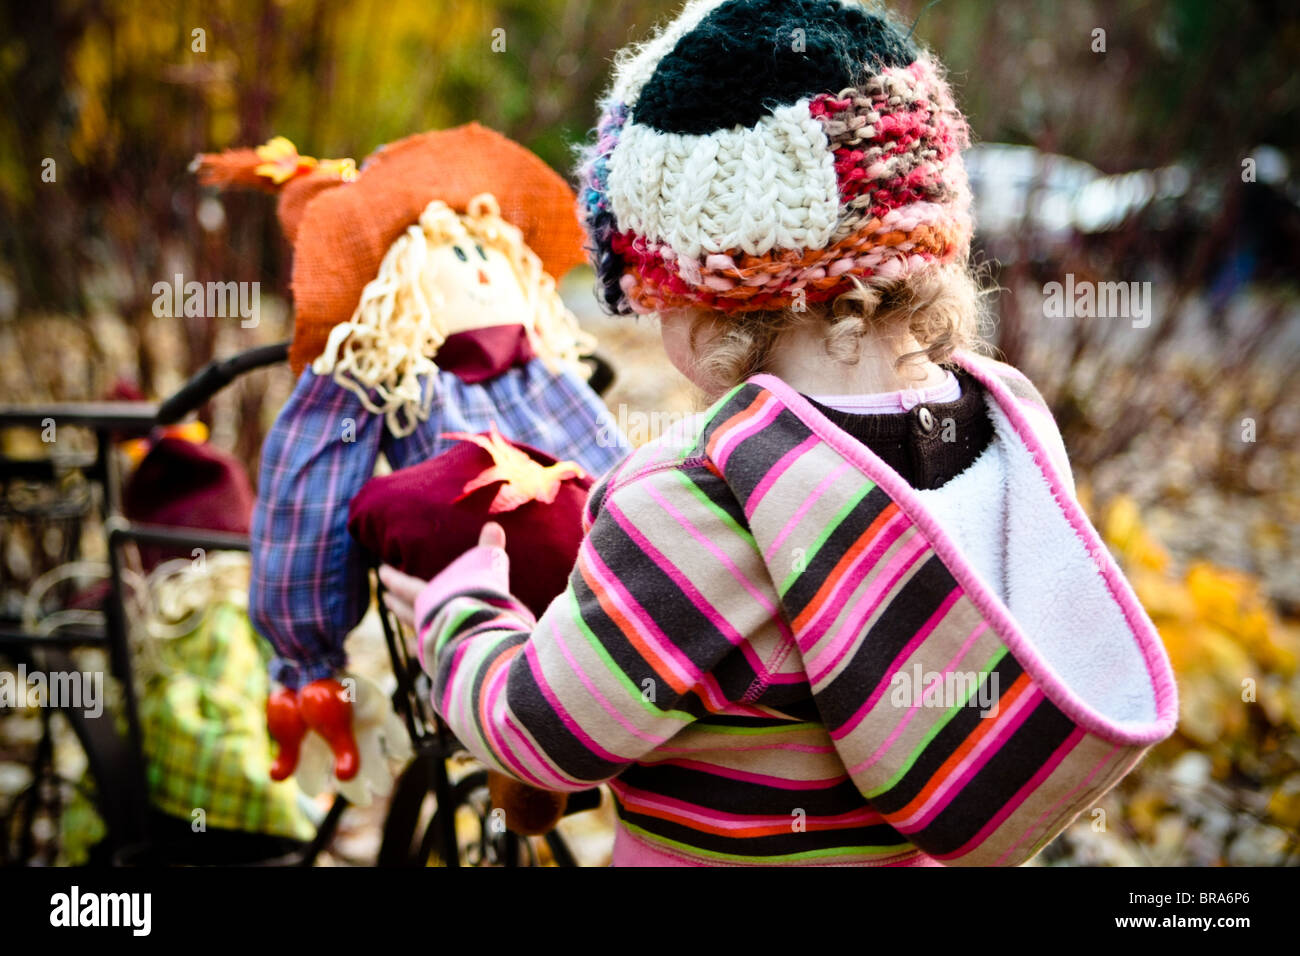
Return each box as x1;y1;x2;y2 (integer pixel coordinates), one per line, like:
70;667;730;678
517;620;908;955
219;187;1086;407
138;596;313;841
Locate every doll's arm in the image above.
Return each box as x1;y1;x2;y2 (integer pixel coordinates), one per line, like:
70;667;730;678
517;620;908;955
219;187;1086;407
411;464;744;791
249;368;384;688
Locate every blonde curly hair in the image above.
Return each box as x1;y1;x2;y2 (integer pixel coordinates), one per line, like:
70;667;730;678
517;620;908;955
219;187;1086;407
687;263;992;390
313;193;595;437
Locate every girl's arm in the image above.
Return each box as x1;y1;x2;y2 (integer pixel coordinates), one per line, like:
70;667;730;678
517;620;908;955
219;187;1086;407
389;464;750;792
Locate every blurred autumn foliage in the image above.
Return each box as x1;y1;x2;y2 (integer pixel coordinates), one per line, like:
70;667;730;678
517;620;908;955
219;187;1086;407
0;0;1298;864
0;0;674;463
1028;494;1300;865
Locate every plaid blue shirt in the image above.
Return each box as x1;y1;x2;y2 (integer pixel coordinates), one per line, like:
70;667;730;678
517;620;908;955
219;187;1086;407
249;359;629;688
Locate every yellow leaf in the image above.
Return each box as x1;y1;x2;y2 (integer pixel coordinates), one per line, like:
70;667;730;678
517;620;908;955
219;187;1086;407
1102;496;1170;572
253;136;317;185
1266;776;1300;830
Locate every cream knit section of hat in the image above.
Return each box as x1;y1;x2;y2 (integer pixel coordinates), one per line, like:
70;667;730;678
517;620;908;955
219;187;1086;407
607;99;841;260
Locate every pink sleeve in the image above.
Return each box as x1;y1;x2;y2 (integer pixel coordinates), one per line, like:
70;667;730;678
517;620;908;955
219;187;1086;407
413;544;527;670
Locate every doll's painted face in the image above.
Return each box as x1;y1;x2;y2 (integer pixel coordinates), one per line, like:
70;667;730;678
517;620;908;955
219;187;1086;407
419;237;531;335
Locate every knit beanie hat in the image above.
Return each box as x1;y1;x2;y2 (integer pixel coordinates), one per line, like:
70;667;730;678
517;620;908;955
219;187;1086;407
578;0;973;317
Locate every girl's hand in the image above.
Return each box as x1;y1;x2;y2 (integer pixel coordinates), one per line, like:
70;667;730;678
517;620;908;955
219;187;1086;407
377;564;424;631
379;522;507;629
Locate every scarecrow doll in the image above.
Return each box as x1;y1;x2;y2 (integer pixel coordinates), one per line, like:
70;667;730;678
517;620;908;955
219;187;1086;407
194;125;628;805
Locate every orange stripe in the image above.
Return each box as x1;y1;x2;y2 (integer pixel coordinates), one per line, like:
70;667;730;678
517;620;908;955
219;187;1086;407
578;550;691;697
476;641;522;741
618;798;881;838
890;672;1035;820
792;501;901;632
704;392;773;462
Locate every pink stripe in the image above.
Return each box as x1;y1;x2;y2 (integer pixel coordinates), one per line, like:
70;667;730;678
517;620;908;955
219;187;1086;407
440;638;475;716
849;620;989;775
447;636;568;790
447;636;503;770
806;520;930;686
605;500;742;644
617;784;883;829
711;393;782;468
802;510;916;646
653;739;836;756
546;612;667;747
499;714;574;789
894;685;1044;831
736;639;781;681
1014;746;1141;847
936;726;1088;861
479;646;585;791
664;758;847;790
745;433;820;518
759;669;809;685
991;740;1122;865
579;530;699;688
764;460;854;563
420;605;522;672
642;481;789;629
638;480;792;679
520;638;626;764
497;714;573;790
475;646;559;788
749;365;1178;745
585;514;746;714
832;587;966;742
804;525;929;680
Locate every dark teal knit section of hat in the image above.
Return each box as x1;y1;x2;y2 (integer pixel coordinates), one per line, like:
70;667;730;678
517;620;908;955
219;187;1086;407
633;0;917;135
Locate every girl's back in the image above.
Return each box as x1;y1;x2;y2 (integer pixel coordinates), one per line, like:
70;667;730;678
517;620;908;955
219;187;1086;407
400;0;1178;866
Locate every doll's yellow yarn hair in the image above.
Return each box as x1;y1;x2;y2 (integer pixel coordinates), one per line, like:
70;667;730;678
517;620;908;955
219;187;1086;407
312;193;596;438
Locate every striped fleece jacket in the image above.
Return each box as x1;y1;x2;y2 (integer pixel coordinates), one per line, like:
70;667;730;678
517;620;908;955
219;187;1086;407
414;352;1178;866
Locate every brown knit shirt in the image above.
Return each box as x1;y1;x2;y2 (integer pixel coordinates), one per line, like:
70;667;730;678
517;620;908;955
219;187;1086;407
801;367;992;491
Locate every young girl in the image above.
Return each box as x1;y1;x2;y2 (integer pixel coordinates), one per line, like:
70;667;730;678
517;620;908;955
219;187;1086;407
380;0;1177;866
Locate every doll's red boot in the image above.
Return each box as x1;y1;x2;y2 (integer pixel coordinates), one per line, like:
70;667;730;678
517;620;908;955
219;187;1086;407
267;686;306;781
299;678;361;781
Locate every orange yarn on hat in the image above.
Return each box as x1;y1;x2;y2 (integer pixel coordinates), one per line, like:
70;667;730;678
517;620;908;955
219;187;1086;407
289;123;586;374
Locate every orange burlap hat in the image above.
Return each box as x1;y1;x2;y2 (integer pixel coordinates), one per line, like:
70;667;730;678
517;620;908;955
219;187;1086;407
194;123;587;374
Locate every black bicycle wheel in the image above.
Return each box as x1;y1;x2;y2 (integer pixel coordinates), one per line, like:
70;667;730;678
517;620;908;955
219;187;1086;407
379;767;543;867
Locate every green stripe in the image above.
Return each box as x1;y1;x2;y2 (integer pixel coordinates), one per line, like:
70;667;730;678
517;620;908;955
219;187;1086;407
459;629;523;765
432;603;492;657
566;584;695;724
620;821;915;864
865;645;1009;799
691;720;822;737
673;468;757;549
776;480;874;596
685;383;751;457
